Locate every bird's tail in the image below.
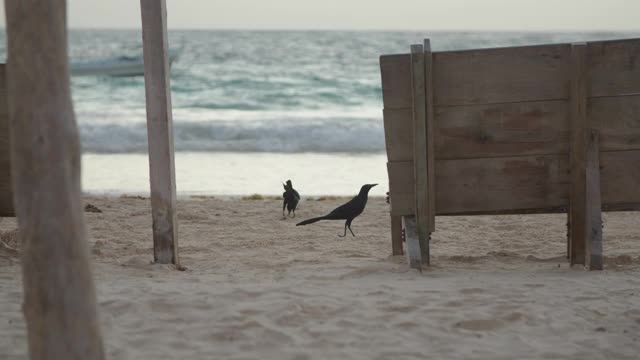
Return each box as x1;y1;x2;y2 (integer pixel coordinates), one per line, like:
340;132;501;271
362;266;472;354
296;216;326;226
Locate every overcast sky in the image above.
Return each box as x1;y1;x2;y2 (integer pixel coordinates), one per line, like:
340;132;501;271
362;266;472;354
1;0;639;31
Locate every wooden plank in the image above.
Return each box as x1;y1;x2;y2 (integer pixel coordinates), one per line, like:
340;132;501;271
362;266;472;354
0;65;14;217
391;215;404;256
380;54;412;109
388;151;640;216
569;43;588;266
435;155;570;214
600;150;640;204
410;44;430;264
433;43;570;106
141;0;180;265
387;161;415;216
589;38;640;97
383;108;413;161
384;94;640;161
424;39;436;231
435;100;570;159
403;216;422;270
589;95;640;151
4;0;106;357
585;131;603;270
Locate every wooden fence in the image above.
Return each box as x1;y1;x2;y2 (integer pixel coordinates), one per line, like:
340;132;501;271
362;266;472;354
380;38;640;270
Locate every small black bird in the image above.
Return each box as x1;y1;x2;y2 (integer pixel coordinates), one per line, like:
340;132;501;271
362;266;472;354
282;180;300;217
296;184;377;237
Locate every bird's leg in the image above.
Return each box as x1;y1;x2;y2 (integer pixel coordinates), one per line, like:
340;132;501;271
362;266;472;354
338;222;347;237
282;201;286;217
292;210;296;218
348;223;356;237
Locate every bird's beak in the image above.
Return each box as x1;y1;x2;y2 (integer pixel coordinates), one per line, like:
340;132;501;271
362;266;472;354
370;184;378;187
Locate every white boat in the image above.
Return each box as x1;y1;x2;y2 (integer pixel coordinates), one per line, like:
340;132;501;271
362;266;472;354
70;49;180;77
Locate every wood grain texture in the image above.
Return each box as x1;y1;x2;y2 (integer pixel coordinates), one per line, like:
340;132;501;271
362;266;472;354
589;94;640;151
424;39;436;231
380;54;412;109
589;38;640;97
391;215;404;256
4;0;105;358
387;161;415;216
433;44;570;106
383;108;413;161
585;131;603;270
0;65;14;216
569;43;587;266
410;44;430;264
435;100;570;159
141;0;180;265
387;150;640;216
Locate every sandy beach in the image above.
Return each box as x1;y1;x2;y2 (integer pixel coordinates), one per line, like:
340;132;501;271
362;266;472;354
1;196;640;359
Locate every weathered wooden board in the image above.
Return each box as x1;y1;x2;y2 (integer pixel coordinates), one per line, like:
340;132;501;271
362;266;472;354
380;54;412;109
387;161;415;216
589;38;640;97
387;150;640;216
391;215;404;256
383;108;413;161
0;65;13;217
569;43;588;266
585;131;603;270
433;44;570;106
382;95;640;163
424;40;436;230
589;95;640;151
435;100;570;159
410;44;430;262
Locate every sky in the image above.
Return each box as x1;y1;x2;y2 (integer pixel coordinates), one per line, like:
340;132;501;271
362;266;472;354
0;0;639;31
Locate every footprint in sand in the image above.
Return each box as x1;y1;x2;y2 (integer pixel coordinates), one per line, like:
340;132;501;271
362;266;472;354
459;288;485;295
454;319;504;331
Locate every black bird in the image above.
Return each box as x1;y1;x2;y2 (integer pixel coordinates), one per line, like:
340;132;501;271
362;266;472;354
296;184;377;237
282;180;300;217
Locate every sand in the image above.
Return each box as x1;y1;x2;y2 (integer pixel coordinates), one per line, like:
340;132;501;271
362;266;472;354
1;196;640;359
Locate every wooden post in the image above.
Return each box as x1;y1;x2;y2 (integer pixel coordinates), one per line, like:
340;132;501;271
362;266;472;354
585;130;603;270
391;215;404;255
410;44;430;266
140;0;179;265
569;43;588;266
4;0;105;358
0;65;14;217
423;39;436;232
403;216;422;270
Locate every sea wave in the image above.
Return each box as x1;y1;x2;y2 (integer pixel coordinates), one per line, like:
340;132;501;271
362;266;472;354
79;118;385;153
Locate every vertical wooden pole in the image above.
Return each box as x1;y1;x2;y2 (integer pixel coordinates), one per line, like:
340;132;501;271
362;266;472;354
585;130;603;270
410;44;430;267
423;39;436;233
391;215;404;255
569;43;588;267
0;65;14;217
140;0;179;265
403;216;422;270
4;0;105;358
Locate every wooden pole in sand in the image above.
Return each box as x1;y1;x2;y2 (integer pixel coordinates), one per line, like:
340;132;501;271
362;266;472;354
0;65;14;217
569;43;588;267
408;44;429;268
140;0;180;265
4;0;105;358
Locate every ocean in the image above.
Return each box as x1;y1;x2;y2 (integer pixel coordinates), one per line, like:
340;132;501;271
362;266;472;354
2;30;639;196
